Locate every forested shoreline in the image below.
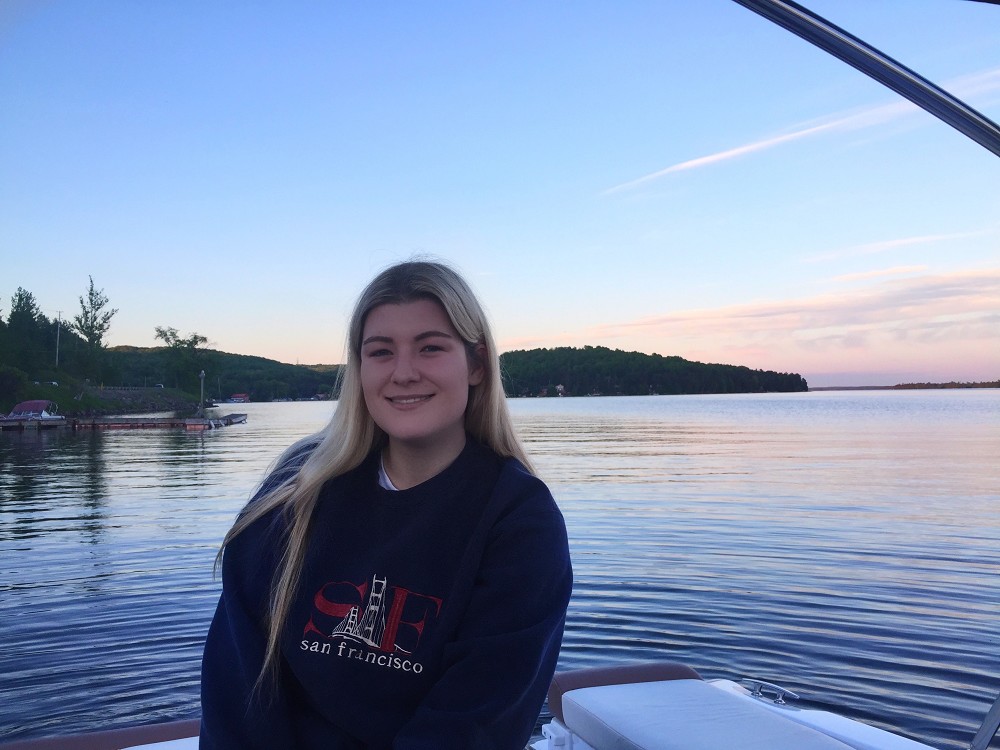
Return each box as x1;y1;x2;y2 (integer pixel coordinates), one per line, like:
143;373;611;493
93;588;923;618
500;346;807;396
3;284;991;416
1;338;809;413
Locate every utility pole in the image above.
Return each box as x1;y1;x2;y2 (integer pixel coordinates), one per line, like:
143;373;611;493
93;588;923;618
55;311;62;368
198;370;206;417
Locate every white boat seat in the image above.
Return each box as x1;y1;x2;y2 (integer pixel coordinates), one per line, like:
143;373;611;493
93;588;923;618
561;678;857;750
547;661;703;724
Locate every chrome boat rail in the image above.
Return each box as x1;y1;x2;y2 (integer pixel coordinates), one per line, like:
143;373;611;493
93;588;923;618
969;691;1000;750
731;0;1000;157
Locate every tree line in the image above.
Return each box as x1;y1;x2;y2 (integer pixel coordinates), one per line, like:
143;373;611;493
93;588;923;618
0;278;118;400
501;346;808;396
0;280;340;410
2;281;807;414
111;345;340;403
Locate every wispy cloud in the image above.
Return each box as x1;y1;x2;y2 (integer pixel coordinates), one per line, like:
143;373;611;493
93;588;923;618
601;121;842;194
592;268;999;337
546;269;1000;379
602;67;1000;195
831;266;927;283
950;68;1000;100
804;231;984;263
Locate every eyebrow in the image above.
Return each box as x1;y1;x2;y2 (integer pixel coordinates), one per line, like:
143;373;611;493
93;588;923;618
361;330;455;346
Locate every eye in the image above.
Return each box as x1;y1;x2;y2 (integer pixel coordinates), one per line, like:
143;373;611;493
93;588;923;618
365;347;392;358
421;343;445;353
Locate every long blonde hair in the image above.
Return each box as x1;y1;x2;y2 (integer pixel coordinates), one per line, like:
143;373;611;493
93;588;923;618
219;260;532;689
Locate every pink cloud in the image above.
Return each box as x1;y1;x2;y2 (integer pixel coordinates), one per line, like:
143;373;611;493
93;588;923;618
501;269;1000;384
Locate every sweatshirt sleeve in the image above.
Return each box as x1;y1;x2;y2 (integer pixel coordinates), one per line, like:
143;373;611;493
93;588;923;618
393;468;573;750
199;513;297;750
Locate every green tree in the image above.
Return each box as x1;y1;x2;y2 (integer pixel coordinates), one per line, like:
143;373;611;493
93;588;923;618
72;276;118;351
0;364;29;409
6;287;47;374
154;327;208;350
0;301;7;371
71;276;118;378
154;326;209;391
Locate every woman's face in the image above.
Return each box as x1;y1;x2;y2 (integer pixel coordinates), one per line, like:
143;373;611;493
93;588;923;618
360;298;484;453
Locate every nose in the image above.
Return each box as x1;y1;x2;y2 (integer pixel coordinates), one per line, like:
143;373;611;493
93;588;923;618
391;351;419;384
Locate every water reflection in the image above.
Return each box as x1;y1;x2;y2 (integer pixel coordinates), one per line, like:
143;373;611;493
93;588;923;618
0;394;998;748
1;430;108;543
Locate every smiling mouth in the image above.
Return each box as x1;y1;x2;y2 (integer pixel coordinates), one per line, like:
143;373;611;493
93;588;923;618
388;395;433;405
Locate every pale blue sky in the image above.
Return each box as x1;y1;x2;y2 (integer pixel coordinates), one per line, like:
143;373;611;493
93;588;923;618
2;1;998;387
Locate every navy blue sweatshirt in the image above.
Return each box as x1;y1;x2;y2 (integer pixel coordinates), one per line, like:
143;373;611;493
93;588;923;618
200;438;572;749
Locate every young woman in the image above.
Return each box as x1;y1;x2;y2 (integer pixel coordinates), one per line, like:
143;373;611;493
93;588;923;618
200;261;573;749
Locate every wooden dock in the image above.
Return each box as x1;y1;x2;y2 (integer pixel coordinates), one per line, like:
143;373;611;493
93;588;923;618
0;417;68;431
1;414;247;432
71;413;248;431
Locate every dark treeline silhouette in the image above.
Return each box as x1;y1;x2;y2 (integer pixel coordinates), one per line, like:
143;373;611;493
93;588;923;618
0;283;345;409
94;345;807;402
1;287;92;401
2;284;806;411
109;346;340;403
501;346;808;397
893;381;998;390
0;286;342;409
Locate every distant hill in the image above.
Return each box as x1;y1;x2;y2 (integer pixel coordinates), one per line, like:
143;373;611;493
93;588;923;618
501;346;808;396
1;343;809;415
106;345;341;403
892;380;999;390
107;344;807;401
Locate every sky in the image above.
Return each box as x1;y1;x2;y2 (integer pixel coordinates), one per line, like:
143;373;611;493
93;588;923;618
2;1;998;388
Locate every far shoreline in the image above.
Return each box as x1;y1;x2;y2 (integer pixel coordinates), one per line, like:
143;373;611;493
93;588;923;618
810;382;998;392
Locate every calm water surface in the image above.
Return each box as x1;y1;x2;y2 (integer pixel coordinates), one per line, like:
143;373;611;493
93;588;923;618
1;391;998;747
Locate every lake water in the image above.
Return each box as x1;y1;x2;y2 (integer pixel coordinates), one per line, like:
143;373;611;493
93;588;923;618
1;391;998;748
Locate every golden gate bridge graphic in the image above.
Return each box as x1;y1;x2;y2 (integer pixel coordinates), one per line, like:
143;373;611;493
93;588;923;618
329;574;392;651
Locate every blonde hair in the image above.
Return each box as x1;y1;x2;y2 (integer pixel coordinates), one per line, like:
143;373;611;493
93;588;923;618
219;260;532;689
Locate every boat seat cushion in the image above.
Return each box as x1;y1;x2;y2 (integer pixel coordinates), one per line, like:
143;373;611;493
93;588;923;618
547;661;702;724
561;678;856;750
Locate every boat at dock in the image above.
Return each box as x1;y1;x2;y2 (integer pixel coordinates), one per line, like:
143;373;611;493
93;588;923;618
0;400;67;430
